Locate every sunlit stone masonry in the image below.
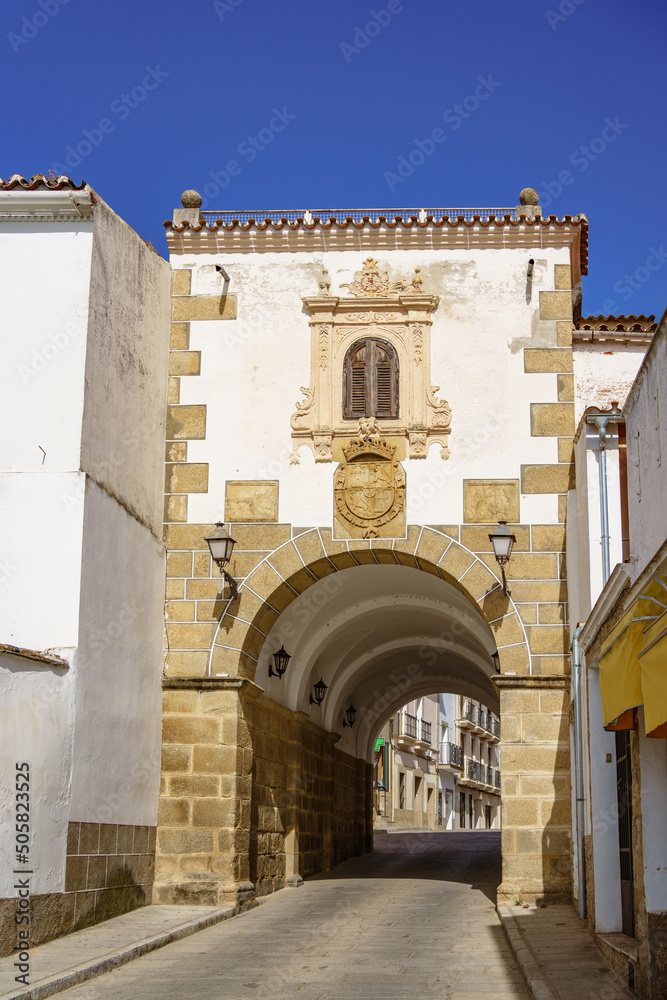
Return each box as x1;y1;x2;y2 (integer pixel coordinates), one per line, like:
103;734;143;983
157;190;586;908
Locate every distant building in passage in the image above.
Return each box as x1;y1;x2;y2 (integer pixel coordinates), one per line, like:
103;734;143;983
374;694;500;830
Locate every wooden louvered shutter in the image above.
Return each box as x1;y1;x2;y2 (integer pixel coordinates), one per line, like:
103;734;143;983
372;339;398;419
343;338;398;420
344;342;369;418
373;342;395;418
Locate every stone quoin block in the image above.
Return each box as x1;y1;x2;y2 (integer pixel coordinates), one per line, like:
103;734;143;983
539;290;573;320
164;523;210;550
161;745;192;772
231;523;292;550
531;524;566;551
509;580;568;603
523;348;574;373
171;294;237;321
460;524;530;553
165;495;188;523
538;603;566;624
161;714;220;745
166;441;187;463
165;601;195;622
165;622;217;651
164;651;209;676
166;551;193;578
167;405;207;441
554;264;572;289
528;625;570;655
557;374;574;401
557;437;574;462
557;321;573;347
168;376;180;403
530;403;575;437
169;351;201;376
165;579;185;600
172;269;192;296
521;464;575;494
170;322;190;350
166;463;209;494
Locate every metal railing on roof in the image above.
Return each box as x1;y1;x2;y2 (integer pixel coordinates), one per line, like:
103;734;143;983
200;207;518;227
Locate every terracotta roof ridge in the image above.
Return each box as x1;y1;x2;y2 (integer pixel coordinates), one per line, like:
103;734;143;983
165;213;588;233
0;173;86;190
577;314;657;333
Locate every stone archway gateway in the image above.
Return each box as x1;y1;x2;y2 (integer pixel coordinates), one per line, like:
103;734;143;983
156;528;570;909
159;197;581;916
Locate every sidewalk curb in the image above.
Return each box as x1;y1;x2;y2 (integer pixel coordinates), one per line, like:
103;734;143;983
497;904;558;1000
3;905;238;1000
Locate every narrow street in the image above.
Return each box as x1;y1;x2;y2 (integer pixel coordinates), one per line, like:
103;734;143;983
54;832;530;999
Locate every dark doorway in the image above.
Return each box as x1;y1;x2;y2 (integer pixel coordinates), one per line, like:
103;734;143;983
615;730;634;937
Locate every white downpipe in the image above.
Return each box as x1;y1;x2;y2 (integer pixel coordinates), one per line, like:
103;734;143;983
572;623;586;920
588;405;622;586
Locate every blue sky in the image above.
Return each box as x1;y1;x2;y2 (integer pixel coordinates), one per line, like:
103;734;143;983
2;0;666;318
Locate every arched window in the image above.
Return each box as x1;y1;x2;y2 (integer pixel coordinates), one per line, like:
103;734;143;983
343;337;399;420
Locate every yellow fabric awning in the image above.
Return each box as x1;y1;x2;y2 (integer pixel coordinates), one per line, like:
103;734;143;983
639;607;667;737
599;576;667;737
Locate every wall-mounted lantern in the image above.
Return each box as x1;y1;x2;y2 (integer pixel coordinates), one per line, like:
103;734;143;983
492;651;501;674
489;520;516;595
204;522;238;599
343;704;357;728
310;678;328;706
269;646;291;680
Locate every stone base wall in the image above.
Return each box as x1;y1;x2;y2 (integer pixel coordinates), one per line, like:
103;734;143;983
0;822;155;957
155;678;370;908
497;676;572;903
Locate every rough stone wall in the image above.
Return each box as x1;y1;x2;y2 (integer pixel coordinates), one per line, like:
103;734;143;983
155;679;367;907
332;749;357;865
498;677;572;903
156;682;252;907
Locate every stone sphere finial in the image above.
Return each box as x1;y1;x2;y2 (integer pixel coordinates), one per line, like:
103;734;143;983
181;189;202;208
519;187;539;206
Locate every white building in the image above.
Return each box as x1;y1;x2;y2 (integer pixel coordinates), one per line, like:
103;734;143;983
0;175;171;952
568;310;666;999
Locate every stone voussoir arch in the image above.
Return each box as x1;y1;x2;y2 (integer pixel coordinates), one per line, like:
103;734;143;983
209;525;531;679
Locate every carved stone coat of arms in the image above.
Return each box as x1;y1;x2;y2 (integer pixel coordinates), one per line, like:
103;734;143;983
333;436;406;539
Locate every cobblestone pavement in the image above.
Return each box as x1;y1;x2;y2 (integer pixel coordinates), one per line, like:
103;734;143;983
54;831;530;1000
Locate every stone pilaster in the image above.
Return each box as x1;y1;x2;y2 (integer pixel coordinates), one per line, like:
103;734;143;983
154;677;259;908
495;675;572;903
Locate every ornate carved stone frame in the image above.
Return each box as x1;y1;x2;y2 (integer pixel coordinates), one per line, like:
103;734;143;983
290;259;451;463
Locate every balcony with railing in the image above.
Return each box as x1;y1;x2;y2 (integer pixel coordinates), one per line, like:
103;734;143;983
459;702;500;741
399;712;418;739
438;741;463;770
395;712;434;756
460;757;501;792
